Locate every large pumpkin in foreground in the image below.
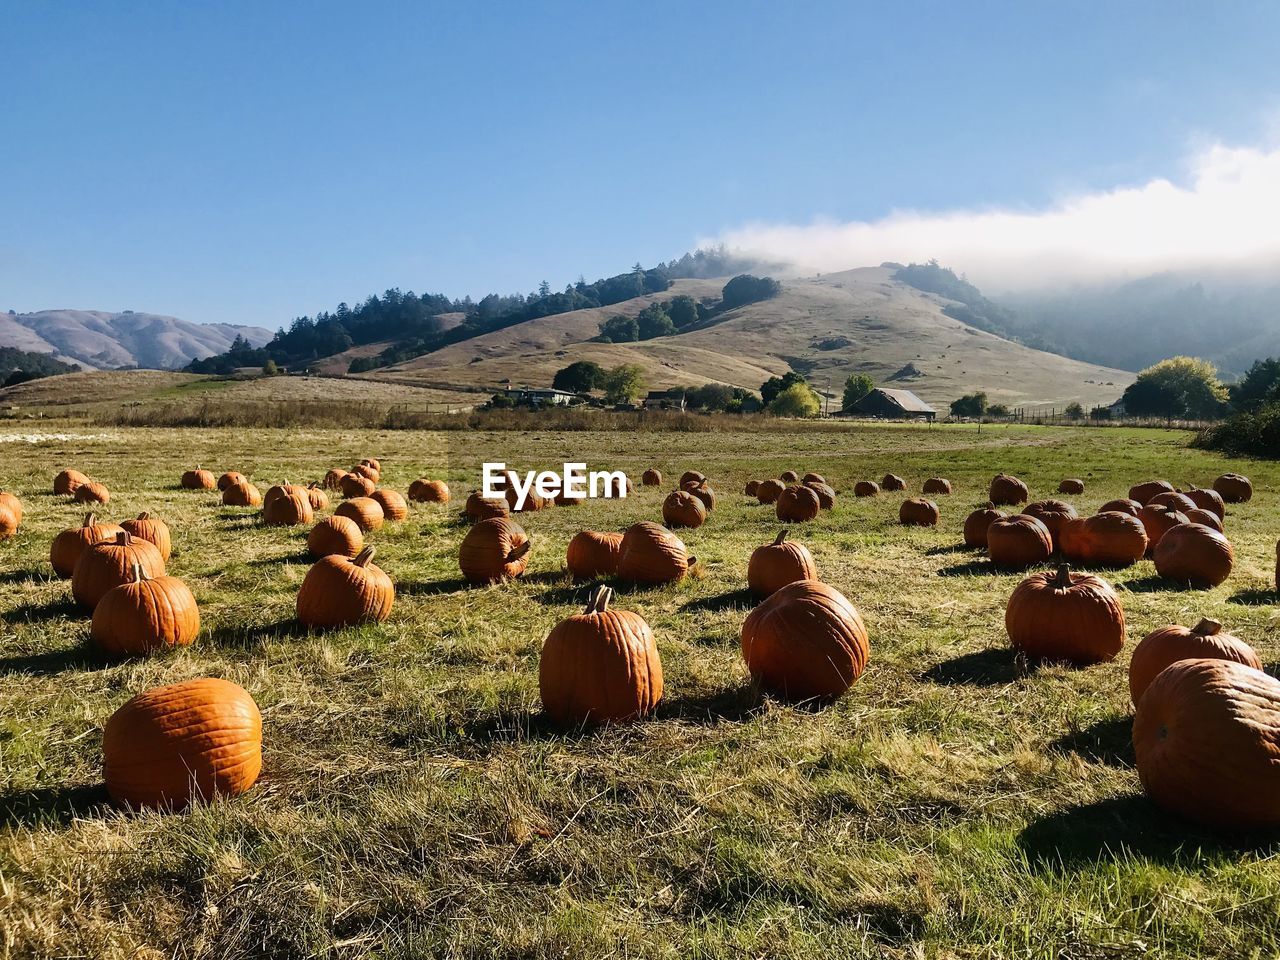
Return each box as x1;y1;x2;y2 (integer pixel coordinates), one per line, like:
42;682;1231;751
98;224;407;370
747;530;818;597
741;580;869;701
616;522;694;585
1128;618;1261;707
297;546;394;627
1005;564;1125;664
539;586;663;727
1152;523;1234;588
1134;658;1280;828
103;677;262;810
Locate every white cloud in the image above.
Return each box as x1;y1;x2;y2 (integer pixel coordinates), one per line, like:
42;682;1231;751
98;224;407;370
708;140;1280;290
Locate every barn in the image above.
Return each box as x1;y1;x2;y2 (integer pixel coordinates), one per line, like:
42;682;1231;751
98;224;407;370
848;387;937;421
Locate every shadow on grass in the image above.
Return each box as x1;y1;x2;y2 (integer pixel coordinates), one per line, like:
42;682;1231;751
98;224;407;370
682;588;756;614
0;642;107;676
1229;588;1279;607
206;618;310;649
656;683;762;725
1048;715;1134;768
927;543;979;557
247;550;313;567
920;648;1022;686
1017;795;1280;869
0;568;52;585
1119;574;1178;593
399;577;473;597
936;559;999;577
0;596;82;625
0;784;111;828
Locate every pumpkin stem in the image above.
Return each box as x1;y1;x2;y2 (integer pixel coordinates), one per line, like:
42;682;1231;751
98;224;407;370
136;512;150;521
117;530;131;546
353;546;376;567
1192;618;1223;636
586;585;612;614
83;512;95;527
129;560;150;584
772;529;790;545
509;538;532;562
1053;563;1073;587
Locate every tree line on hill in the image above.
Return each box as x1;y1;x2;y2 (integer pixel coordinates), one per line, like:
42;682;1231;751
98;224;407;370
595;275;782;343
0;347;81;388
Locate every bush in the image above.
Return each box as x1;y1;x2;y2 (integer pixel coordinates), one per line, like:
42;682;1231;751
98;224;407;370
598;315;639;343
768;382;821;418
1194;399;1280;458
950;392;988;418
721;275;782;309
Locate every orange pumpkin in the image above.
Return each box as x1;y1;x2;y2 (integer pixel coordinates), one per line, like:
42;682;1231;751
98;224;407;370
1138;503;1188;553
899;498;940;527
297;546;394;627
305;483;329;512
1153;523;1234;588
1128;479;1174;505
681;481;716;511
776;484;821;523
263;488;314;527
566;530;624;579
1185;508;1223;532
1057;478;1085;495
803;481;836;510
459;517;531;584
748;530;818;597
741;580;869;700
53;468;90;496
351;463;379;483
334;496;385;532
987;515;1053;569
641;469;662;486
662;490;707;529
181;466;217;490
961;504;1003;549
1184;486;1225;520
755;479;786;505
1004;564;1124;664
222;479;262;507
779;470;799;483
923;477;952;495
0;503;17;541
121;512;172;561
360;457;382;473
307;515;364;559
0;490;22;526
854;480;880;498
217;471;247;491
72;530;166;611
880;474;906;492
1148;491;1198;514
464;491;509;521
73;481;110;505
50;513;124;578
1059;511;1148;567
744;480;761;497
339;473;377;499
370;488;408;522
408;479;451;503
1129;619;1261;706
989;473;1028;506
616;522;694;585
323;468;348;490
1212;473;1252;503
92;562;200;657
1021;499;1077;550
1097;498;1141;517
103;677;262;810
679;470;706;487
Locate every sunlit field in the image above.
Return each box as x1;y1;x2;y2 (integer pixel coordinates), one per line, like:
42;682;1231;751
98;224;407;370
2;421;1278;959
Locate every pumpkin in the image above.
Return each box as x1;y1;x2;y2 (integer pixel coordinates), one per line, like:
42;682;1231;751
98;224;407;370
1128;479;1174;505
741;579;869;700
1184;486;1226;520
103;677;262;810
408;479;451;503
297;546;394;626
304;483;329;512
899;498;940;527
50;513;124;578
641;469;662;487
121;512;172;561
351;463;379;483
53;468;90;496
459;517;531;584
92;562;200;657
360;457;382;473
1153;523;1234;588
505;485;551;513
923;477;952;495
1004;564;1125;664
555;486;585;506
323;468;348;490
616;522;694;585
1059;511;1148;567
370;489;408;522
989;473;1029;506
72;530;166;610
1138;503;1188;553
662;490;707;529
307;515;364;559
222;479;262;507
744;480;761;497
1129;619;1261;706
339;473;377;499
987;515;1053;569
0;504;17;541
335;496;385;532
1021;499;1077;550
1058;478;1086;495
779;470;799;483
802;472;825;484
263;481;305;508
263;487;315;527
539;586;663;726
681;481;716;512
1185;508;1223;532
1212;473;1253;503
776;484;821;522
804;481;836;510
217;471;246;491
0;490;23;525
1149;491;1198;514
854;480;880;498
963;503;1005;548
748;530;818;597
181;466;217;490
566;530;624;579
73;481;110;505
1097;498;1142;517
1133;659;1280;828
756;479;786;505
880;474;906;492
679;470;706;487
464;490;509;521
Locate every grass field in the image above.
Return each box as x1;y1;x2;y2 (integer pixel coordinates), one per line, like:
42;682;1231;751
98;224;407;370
1;421;1278;959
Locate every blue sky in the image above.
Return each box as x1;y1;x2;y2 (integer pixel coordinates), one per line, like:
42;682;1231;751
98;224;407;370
4;1;1280;329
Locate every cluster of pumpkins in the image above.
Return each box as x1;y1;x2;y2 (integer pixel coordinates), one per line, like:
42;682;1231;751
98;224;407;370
742;469;837;522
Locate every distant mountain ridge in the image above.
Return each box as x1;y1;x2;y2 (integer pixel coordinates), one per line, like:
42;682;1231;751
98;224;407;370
0;310;273;370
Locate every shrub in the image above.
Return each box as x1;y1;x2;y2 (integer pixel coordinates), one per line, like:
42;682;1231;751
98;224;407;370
768;382;821;418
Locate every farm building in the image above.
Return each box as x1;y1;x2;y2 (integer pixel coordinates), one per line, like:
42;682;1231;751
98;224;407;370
643;389;687;410
502;386;579;406
847;387;936;421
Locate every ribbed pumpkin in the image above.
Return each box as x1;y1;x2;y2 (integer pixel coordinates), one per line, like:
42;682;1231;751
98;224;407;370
1212;473;1252;503
297;546;394;627
744;479;761;497
360;457;382;473
103;677;262;810
1153;523;1234;588
663;490;707;529
1134;659;1280;828
681;481;716;512
1058;478;1085;494
263;488;315;527
1059;511;1148;567
459;517;531;584
1129;619;1261;707
641;469;662;486
0;490;22;524
0;503;17;541
408;479;451;503
616;522;694;585
50;513;124;578
539;586;663;726
1097;498;1142;517
679;470;706;487
989;473;1028;506
181;466;217;490
335;496;385;532
1185;508;1223;532
755;479;786;505
779;470;799;483
370;489;408;522
802;472;825;484
987;515;1053;569
1148;490;1198;514
73;481;110;505
776;484;821;522
1184;486;1226;520
1138;503;1188;553
307;515;364;559
923;477;952;495
854;480;880;498
880;474;906;492
748;530;818;597
222;479;262;507
92;562;200;657
53;468;90;496
1004;564;1125;664
72;530;166;610
464;491;509;521
305;483;329;512
963;503;1005;548
1128;479;1174;505
217;471;246;491
505;485;551;513
1021;498;1077;550
121;512;173;561
899;498;940;527
351;462;380;483
804;481;836;510
323;468;348;490
566;530;624;579
339;473;377;499
264;481;306;509
741;580;869;700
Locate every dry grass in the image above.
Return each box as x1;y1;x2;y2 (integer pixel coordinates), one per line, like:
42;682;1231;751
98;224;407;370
1;421;1278;959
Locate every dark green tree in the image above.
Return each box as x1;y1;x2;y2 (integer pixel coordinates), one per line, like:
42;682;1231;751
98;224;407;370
636;304;676;340
760;371;806;405
841;374;875;411
552;360;606;393
598;315;639;343
949;392;988;418
666;295;699;328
